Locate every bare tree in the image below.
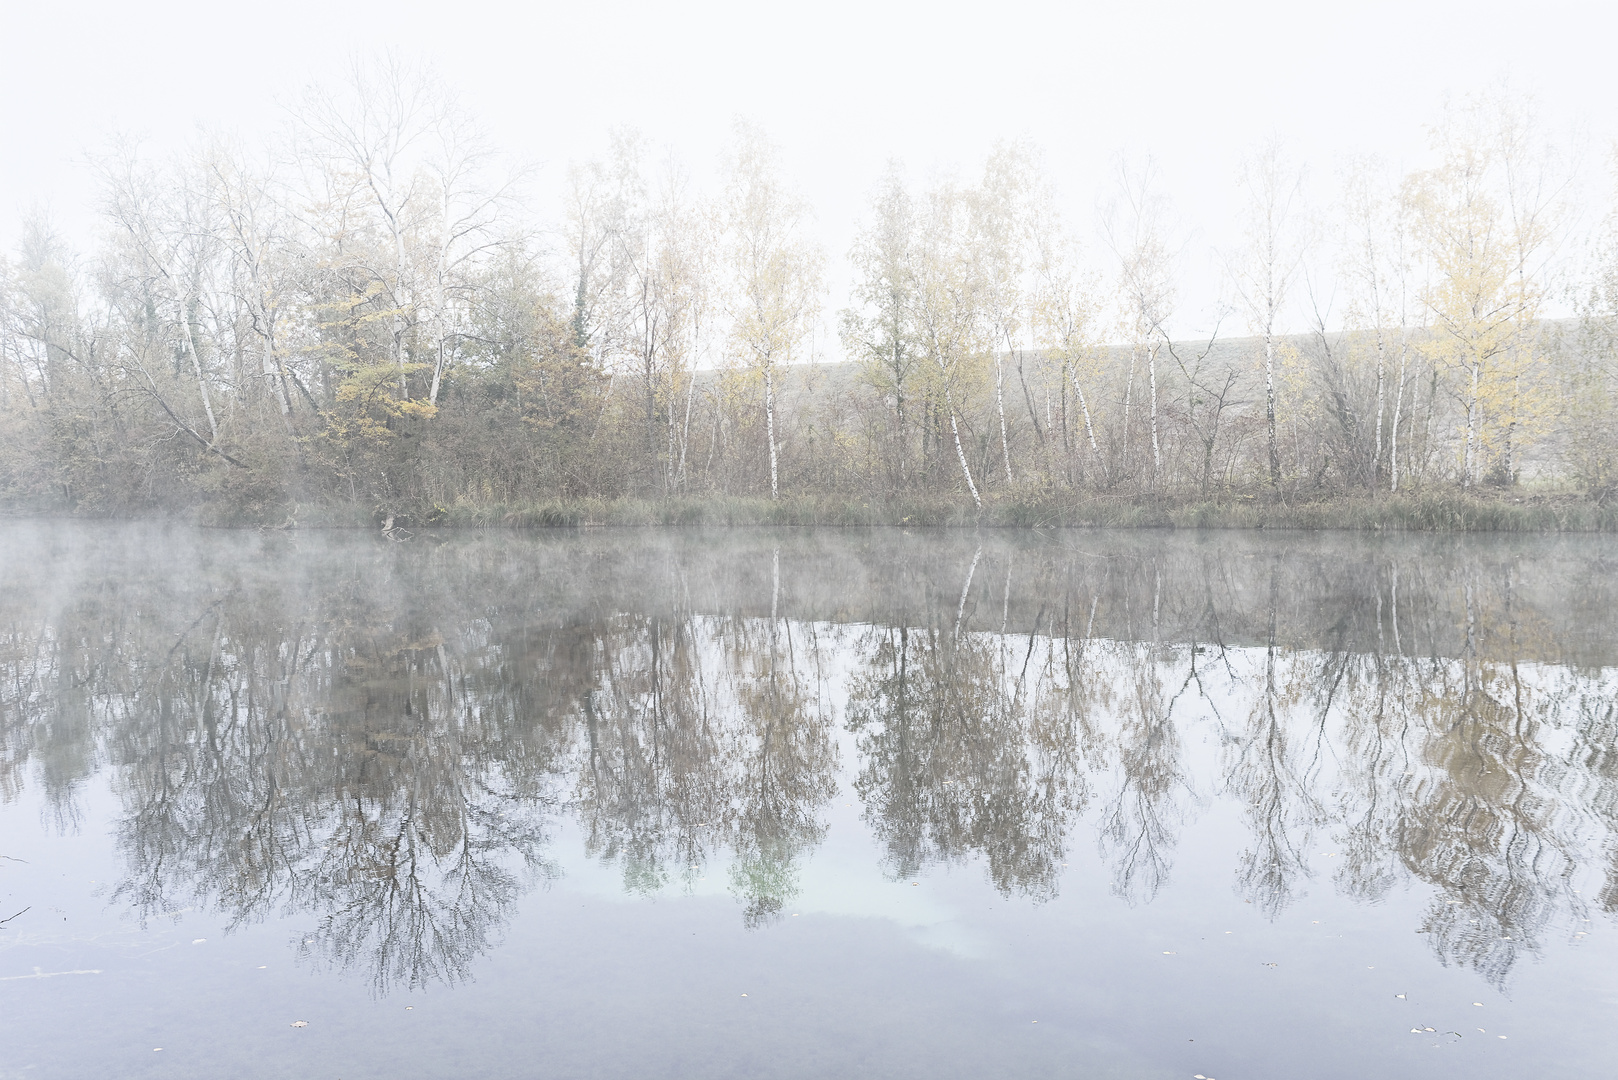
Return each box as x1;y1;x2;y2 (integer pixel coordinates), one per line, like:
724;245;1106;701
719;121;823;501
1229;137;1305;492
1103;158;1177;485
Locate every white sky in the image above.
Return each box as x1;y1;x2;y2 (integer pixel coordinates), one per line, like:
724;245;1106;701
4;0;1614;347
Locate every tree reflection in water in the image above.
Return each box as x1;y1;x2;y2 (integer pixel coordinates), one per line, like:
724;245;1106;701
2;525;1616;992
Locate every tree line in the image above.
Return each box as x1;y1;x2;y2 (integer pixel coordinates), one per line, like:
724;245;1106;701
2;62;1615;522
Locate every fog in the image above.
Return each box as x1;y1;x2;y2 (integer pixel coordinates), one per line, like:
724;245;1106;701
4;0;1615;346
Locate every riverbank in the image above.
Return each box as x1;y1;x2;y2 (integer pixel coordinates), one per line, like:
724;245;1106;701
170;490;1618;532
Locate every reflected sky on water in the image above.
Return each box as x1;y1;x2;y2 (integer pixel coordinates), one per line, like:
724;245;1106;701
2;524;1617;1079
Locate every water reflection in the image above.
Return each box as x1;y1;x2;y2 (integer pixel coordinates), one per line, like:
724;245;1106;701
1;525;1615;993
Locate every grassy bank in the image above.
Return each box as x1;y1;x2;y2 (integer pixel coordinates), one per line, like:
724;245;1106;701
223;490;1618;532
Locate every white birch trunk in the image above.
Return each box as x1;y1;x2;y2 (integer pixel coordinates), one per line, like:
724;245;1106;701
179;295;219;444
1069;368;1104;474
1122;349;1136;471
1389;339;1409;493
1147;341;1161;479
764;362;779;500
1264;328;1280;489
936;359;981;509
1464;353;1480;487
995;350;1013;484
1371;329;1386;484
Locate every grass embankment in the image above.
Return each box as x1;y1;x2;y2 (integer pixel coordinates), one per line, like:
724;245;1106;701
265;490;1618;532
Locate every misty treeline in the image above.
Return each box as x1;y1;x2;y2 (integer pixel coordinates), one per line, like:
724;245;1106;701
3;528;1615;989
3;62;1617;522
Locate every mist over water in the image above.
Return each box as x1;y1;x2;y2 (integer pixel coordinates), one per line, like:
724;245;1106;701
2;524;1617;1078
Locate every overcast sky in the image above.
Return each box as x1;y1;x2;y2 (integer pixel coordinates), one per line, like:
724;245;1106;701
4;0;1614;343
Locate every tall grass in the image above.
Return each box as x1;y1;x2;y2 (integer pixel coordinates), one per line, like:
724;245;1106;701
350;490;1618;532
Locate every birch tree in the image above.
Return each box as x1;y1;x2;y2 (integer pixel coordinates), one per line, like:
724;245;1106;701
1029;183;1104;484
98;143;235;460
844;164;922;492
1103;158;1175;484
915;180;989;509
1340;158;1420;491
1229;138;1304;492
720;121;823;500
974;142;1034;485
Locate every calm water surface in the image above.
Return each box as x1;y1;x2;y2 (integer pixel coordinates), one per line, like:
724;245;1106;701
2;524;1617;1079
